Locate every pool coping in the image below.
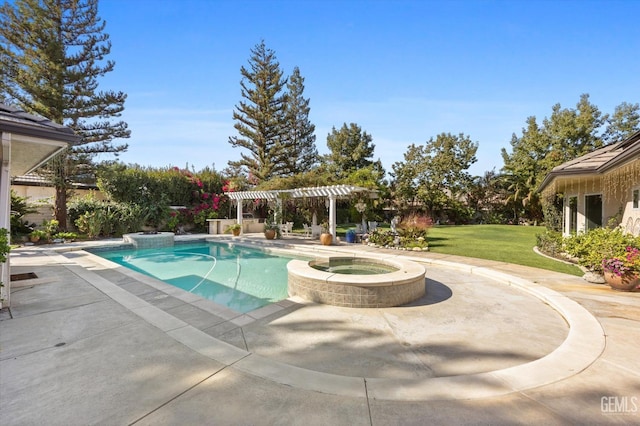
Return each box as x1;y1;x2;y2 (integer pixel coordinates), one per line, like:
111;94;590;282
50;235;605;401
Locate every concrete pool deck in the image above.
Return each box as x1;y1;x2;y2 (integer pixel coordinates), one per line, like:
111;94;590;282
1;233;639;424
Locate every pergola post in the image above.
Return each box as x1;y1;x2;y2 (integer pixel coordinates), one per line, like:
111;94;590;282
276;198;283;224
236;200;243;234
328;194;336;243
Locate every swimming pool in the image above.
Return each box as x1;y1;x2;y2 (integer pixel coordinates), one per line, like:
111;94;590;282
93;241;302;313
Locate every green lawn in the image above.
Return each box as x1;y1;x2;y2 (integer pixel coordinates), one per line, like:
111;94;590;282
427;225;583;276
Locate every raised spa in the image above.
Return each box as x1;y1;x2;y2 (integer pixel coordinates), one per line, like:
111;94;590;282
122;232;175;249
287;256;426;308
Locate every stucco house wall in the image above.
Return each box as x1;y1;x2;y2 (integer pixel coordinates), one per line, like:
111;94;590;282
539;130;640;237
11;181;105;227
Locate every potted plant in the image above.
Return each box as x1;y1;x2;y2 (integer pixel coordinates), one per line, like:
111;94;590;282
226;223;242;237
602;246;640;291
319;221;332;246
263;220;280;240
29;229;47;243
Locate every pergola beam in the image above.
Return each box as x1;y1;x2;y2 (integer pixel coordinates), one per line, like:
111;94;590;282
225;184;377;201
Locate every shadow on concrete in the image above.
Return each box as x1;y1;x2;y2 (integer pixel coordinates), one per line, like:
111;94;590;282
403;279;453;307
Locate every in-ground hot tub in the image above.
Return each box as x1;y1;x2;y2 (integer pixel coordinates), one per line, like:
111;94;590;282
287;256;426;308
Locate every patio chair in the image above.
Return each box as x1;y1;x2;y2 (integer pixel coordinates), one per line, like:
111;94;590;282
279;222;293;237
311;224;322;238
368;221;378;232
302;224;311;238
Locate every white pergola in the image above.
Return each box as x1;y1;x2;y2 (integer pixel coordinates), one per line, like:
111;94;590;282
225;184;378;243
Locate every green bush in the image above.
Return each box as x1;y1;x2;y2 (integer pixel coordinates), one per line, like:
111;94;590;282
10;191;37;236
563;227;640;273
75;211;104;239
53;232;78;241
536;230;564;258
0;228;10;262
69;195;146;237
96;164;231;232
43;219;59;238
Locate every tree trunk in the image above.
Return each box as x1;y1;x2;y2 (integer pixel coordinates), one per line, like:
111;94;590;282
54;184;68;231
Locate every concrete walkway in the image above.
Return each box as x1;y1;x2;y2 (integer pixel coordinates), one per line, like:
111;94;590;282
1;234;639;425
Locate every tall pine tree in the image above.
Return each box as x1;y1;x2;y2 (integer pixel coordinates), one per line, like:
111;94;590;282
228;40;287;183
283;66;317;175
0;0;130;229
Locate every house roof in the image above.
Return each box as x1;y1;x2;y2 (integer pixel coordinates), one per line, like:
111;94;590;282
538;130;640;192
0;103;79;175
0;103;78;142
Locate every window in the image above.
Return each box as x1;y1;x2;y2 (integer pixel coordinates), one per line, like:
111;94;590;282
585;194;602;231
633;189;639;209
569;196;578;234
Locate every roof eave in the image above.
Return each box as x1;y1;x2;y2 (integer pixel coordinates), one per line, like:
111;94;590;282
0;120;79;144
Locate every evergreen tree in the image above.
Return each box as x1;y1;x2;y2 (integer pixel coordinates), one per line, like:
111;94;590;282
228;40;288;183
323;122;378;179
0;0;130;229
603;102;640;144
283;66;317;175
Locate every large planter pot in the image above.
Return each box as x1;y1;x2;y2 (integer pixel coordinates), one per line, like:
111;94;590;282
231;228;241;237
345;231;356;244
604;272;640;292
264;229;276;240
320;233;333;246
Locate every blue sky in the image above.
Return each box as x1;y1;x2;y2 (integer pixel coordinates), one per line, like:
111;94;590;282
97;0;640;176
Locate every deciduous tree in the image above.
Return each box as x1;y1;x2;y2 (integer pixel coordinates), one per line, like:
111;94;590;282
392;132;478;218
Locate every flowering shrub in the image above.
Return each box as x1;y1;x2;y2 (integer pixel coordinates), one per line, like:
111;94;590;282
602;246;640;277
97;164;232;233
367;229;395;247
367;215;432;250
188;192;223;230
563;227;640;273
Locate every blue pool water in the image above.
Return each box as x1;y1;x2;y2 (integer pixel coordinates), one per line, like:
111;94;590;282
92;241;302;313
